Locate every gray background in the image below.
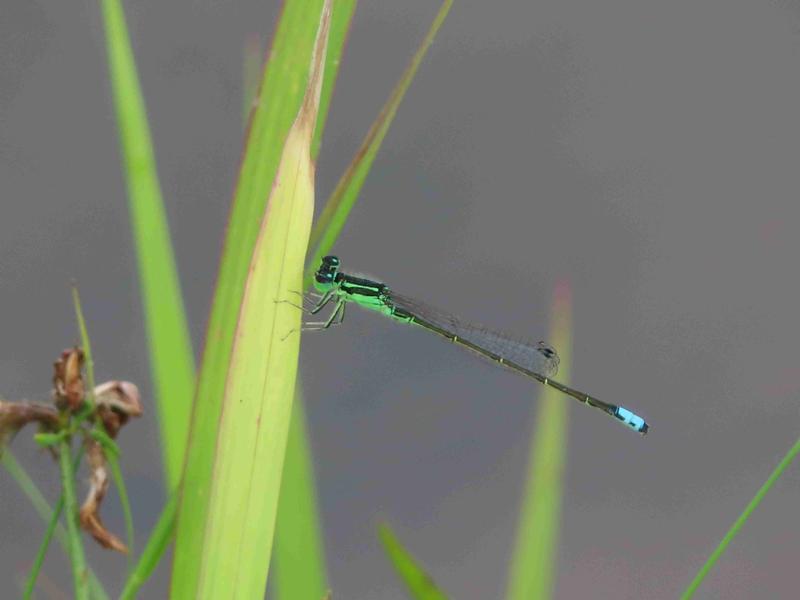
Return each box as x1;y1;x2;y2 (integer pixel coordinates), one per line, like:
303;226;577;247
2;0;800;598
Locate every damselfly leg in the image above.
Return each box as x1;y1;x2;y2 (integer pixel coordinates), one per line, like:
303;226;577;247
301;300;346;331
279;299;346;341
276;290;336;314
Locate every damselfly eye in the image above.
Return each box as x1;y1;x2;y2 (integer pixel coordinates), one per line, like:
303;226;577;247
315;256;341;290
537;342;557;359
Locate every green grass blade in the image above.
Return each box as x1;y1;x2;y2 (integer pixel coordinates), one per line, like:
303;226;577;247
58;436;87;600
77;285;135;570
273;388;328;600
109;0;354;590
310;0;357;158
2;452;108;600
71;286;97;405
270;2;355;596
22;448;86;600
171;0;348;594
681;434;800;599
276;3;452;594
99;0;196;490
21;449;83;598
119;493;177;600
244;31;332;600
305;0;453;286
196;26;326;600
173;2;331;596
243;34;264;126
267;4;356;591
23;484;63;600
378;523;449;600
106;452;135;566
506;281;571;600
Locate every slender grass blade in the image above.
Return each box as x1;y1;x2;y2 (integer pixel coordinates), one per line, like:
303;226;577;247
273;390;328;600
172;1;344;589
681;435;800;599
178;3;331;597
506;281;571;600
378;523;449;600
99;0;196;489
305;0;453;286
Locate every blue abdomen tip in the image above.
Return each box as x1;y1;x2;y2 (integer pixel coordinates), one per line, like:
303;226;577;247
614;406;649;435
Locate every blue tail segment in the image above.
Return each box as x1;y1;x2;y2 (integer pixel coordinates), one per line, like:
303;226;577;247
614;406;649;435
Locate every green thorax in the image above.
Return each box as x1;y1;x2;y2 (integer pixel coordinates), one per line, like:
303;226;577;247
338;275;412;323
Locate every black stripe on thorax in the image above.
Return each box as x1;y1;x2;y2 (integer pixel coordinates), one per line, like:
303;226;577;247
339;274;387;297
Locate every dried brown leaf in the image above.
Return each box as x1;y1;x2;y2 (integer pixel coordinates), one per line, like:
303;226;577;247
0;400;58;450
52;347;85;411
79;439;127;553
94;380;142;437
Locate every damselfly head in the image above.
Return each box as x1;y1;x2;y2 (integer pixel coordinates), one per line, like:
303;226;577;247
315;255;341;291
536;341;560;376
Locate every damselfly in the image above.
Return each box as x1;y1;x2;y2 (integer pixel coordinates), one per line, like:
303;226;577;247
295;256;648;434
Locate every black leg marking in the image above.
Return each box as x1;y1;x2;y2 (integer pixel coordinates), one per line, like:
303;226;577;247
276;290;335;315
298;300;346;333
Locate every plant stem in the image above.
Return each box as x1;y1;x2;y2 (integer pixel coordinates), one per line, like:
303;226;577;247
23;485;65;600
71;286;97;404
3;450;108;599
22;447;88;599
106;451;135;567
59;435;88;600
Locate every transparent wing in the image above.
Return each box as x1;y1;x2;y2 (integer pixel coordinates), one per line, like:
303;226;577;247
387;291;560;377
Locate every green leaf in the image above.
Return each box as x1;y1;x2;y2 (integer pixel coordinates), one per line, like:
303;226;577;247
106;449;136;567
58;436;88;600
242;35;264;126
273;389;328;600
276;4;455;595
305;0;453;286
310;0;357;159
268;5;357;598
247;26;334;600
119;493;177;600
378;523;448;600
99;0;196;490
173;1;332;596
104;0;354;592
2;451;108;600
71;286;97;406
171;0;333;570
24;491;64;600
274;2;454;596
681;435;800;599
33;432;66;448
88;428;120;458
506;282;571;600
